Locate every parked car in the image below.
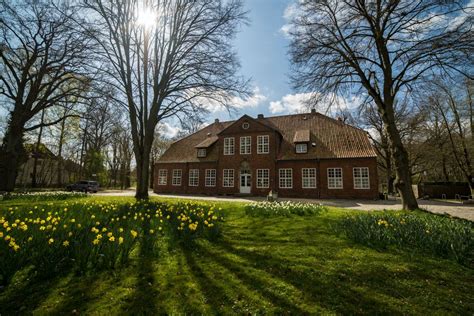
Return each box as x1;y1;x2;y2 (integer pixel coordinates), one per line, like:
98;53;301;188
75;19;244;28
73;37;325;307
66;180;99;193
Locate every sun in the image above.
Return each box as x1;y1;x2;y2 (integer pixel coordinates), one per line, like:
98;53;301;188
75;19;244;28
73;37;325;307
136;6;156;28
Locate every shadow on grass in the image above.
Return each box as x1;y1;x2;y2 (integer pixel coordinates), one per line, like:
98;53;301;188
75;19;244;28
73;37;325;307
120;220;159;314
183;248;235;313
205;238;404;315
0;266;80;314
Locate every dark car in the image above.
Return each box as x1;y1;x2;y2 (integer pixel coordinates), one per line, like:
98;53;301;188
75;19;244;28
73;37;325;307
66;180;99;193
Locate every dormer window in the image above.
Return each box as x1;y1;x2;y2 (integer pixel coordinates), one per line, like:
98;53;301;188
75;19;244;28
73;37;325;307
296;143;308;153
197;148;207;158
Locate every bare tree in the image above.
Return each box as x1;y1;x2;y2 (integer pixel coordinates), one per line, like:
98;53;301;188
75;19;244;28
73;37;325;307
288;0;473;209
423;79;474;192
83;0;249;199
0;0;92;191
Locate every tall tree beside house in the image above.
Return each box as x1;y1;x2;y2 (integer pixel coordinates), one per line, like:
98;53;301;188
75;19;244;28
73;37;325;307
0;0;92;191
288;0;473;210
83;0;249;199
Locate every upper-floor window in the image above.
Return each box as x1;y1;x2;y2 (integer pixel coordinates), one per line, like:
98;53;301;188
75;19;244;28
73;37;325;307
189;169;199;187
197;148;206;158
158;169;167;185
296;143;308;154
328;168;343;189
224;137;234;155
242;122;250;129
353;167;370;189
223;169;234;187
302;168;316;188
257;135;269;154
257;169;269;188
279;168;293;189
240;136;251;154
172;169;182;186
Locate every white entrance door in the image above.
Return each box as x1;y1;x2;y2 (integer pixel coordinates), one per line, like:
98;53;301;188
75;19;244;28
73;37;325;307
240;173;251;194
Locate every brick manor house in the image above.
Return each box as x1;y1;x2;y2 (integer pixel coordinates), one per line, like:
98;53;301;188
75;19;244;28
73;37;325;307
153;110;378;199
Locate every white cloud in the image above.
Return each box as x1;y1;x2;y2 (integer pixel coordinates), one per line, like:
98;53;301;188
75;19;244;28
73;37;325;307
201;86;268;113
232;86;267;109
159;122;180;139
269;92;312;114
280;1;303;37
269;92;363;115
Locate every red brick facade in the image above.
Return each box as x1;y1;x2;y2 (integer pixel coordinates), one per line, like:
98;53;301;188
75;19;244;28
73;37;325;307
154;112;379;199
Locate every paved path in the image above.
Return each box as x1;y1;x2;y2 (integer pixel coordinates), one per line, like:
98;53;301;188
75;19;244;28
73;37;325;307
96;190;474;221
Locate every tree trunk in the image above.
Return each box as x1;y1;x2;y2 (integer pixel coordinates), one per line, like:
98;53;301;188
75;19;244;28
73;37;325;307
385;125;418;209
31;109;46;188
0;116;26;192
135;153;150;199
149;158;155;189
377;100;419;210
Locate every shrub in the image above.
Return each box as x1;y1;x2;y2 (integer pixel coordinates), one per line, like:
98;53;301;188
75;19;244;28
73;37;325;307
245;201;327;217
338;211;474;266
1;191;87;202
0;200;223;285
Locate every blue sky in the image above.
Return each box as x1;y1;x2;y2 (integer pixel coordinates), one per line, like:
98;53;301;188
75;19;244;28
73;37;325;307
234;0;293;113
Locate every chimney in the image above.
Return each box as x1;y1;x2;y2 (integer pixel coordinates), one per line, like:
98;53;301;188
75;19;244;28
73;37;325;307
257;114;264;119
214;118;219;124
311;108;316;114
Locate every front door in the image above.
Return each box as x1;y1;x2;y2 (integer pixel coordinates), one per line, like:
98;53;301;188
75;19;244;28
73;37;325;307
240;173;251;194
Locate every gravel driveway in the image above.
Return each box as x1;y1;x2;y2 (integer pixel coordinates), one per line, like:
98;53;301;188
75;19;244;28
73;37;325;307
97;190;474;221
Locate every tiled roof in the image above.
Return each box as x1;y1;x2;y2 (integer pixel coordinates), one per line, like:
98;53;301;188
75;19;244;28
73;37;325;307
266;113;377;160
158;112;376;163
293;129;310;143
158;121;233;163
195;136;219;148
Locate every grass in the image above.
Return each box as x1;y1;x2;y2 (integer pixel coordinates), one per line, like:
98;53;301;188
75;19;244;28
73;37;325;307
0;196;473;314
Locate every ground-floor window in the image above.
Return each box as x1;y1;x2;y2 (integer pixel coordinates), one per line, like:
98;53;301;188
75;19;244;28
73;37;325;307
189;169;199;186
223;169;234;187
205;169;216;187
353;167;370;189
279;168;293;188
302;168;316;188
158;169;167;185
327;168;343;189
256;169;269;188
172;169;182;186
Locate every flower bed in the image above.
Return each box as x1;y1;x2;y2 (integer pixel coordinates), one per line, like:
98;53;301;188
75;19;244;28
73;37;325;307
0;200;223;285
245;201;327;217
338;211;474;266
1;191;87;202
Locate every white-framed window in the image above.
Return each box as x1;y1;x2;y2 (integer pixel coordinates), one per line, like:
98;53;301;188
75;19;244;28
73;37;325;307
205;169;216;187
302;168;317;188
256;169;270;188
296;143;308;153
172;169;182;186
223;169;234;187
240;136;251;154
242;122;250;129
257;135;269;154
279;168;293;189
328;168;343;189
224;137;235;155
189;169;199;187
158;169;167;185
197;148;206;158
353;167;370;189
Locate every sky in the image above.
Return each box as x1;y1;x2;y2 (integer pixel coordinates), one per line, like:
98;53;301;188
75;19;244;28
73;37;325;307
162;0;302;137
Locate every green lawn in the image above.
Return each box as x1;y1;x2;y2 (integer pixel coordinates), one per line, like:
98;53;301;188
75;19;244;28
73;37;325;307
0;196;473;315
